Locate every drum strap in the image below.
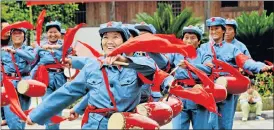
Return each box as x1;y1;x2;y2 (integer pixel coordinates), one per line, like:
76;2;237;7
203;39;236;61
44;64;63;69
47;51;64;69
81;105;116;127
10;53;22;80
163;54;171;73
50;51;61;65
81;67;118;127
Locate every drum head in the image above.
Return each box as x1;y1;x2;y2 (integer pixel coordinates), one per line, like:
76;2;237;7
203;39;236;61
17;80;29;94
136;103;148;116
64;68;77;78
215;77;228;88
108;113;125;129
193;84;203;89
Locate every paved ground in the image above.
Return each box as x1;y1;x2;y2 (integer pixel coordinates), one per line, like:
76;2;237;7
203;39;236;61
2;118;273;129
1;98;273;129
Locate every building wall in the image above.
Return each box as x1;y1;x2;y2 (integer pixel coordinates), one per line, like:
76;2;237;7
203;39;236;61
86;2;111;27
115;1;157;24
86;1;157;26
219;1;264;19
85;1;264;26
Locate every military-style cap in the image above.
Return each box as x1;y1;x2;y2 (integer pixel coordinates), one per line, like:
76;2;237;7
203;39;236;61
45;21;61;32
182;25;203;39
206;17;226;27
134;22;156;34
225;18;238;28
10;28;27;34
99;21;131;41
124;24;140;37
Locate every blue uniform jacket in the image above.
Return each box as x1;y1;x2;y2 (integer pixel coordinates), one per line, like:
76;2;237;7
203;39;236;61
1;44;35;77
29;56;173;125
200;41;265;74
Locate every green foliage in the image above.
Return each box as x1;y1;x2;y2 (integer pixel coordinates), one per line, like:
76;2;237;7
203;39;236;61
254;72;274;97
235;11;274;61
135;3;202;38
1;1;30;22
1;0;79;29
201;31;209;44
236;10;274;38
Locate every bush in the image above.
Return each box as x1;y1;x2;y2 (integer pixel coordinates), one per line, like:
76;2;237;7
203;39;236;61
236;11;274;62
135;3;202;38
254;72;273;98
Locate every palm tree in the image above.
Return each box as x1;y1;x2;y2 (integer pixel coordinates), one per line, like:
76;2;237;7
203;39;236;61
236;10;274;61
135;3;202;38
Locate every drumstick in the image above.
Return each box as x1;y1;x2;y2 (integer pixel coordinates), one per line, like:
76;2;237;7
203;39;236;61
68;68;72;81
113;61;129;66
166;65;181;101
169;66;179;75
36;97;39;106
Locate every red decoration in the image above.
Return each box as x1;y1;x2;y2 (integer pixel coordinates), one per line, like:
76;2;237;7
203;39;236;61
62;23;85;62
108;33;197;59
1;21;33;38
36;10;46;45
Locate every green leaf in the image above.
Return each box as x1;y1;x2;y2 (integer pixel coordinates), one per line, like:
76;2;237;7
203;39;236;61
135;3;202;38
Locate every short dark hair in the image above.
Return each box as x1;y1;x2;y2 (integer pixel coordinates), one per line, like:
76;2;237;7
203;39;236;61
138;29;152;34
46;25;61;32
208;25;226;31
226;24;237;35
181;32;201;41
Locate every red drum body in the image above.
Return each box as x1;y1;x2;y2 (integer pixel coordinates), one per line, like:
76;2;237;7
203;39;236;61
159;95;183;118
108;112;160;129
216;76;250;94
17;80;47;97
1;87;10;107
212;84;227;103
136;102;173;126
35;65;49;86
196;84;227;103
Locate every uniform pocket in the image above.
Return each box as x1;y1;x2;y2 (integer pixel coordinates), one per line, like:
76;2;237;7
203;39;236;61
87;78;103;94
119;76;138;98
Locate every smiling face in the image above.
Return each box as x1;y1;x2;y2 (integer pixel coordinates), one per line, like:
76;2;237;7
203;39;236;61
47;27;61;43
182;32;200;49
209;25;225;42
101;32;124;54
11;29;24;46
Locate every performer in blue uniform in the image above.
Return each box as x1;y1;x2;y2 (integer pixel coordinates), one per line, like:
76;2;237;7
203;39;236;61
26;21;174;129
1;28;35;129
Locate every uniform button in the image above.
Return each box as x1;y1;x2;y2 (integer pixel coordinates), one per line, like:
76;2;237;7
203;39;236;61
110;84;113;88
110;102;113;106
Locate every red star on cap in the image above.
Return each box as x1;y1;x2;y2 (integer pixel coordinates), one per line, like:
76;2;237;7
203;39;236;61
107;22;112;27
188;25;193;28
140;22;146;25
211;18;215;22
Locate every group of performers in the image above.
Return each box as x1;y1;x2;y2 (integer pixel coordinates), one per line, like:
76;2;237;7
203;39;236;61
1;9;273;130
